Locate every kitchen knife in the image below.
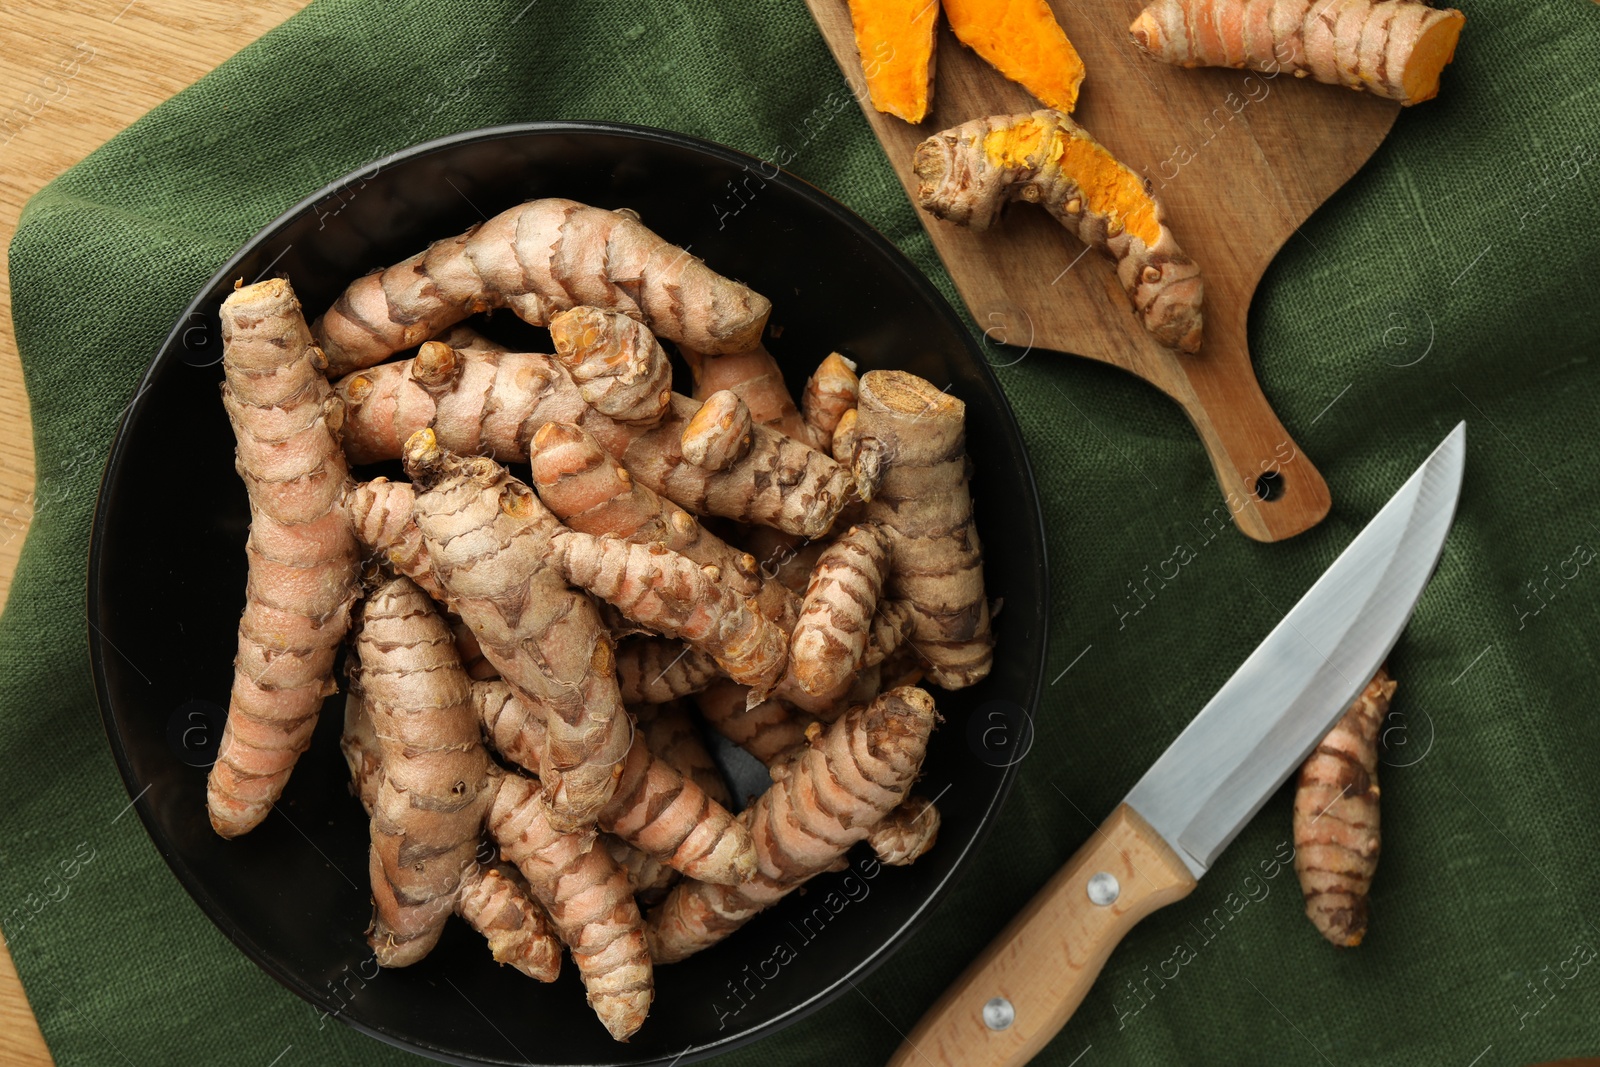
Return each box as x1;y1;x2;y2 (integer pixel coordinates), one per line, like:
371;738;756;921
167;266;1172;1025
888;422;1466;1067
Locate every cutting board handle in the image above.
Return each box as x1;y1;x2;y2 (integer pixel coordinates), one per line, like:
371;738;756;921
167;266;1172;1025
1176;328;1331;542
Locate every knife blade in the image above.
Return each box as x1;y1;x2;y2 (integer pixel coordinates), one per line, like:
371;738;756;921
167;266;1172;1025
887;423;1465;1067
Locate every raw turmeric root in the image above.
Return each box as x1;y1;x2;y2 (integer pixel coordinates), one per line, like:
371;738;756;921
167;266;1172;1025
450;617;500;680
530;421;764;601
784;523;895;705
681;342;813;444
694;680;817;766
556;533;789;696
1294;667;1393;947
606;834;680;903
615;639;720;704
487;770;654;1040
344;477;444;601
206;278;360;838
405;433;788;801
340;687;384;813
915;109;1204;352
472;680;756;886
336;337;852;539
847;0;939;123
801;353;859;447
1130;0;1464;106
942;0;1086;113
680;390;754;471
355;577;495;967
867;792;942;866
850;371;993;689
332;342;591;466
402;434;633;830
455;861;565;981
547;306;674;427
340;682;562;981
648;687;939;962
312;198;771;375
635;700;733;809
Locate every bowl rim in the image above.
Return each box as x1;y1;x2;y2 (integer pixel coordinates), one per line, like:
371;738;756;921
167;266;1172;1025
87;118;1050;1066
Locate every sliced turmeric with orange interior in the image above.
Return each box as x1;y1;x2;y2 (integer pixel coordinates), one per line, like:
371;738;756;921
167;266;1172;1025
942;0;1086;113
915;110;1203;352
847;0;940;124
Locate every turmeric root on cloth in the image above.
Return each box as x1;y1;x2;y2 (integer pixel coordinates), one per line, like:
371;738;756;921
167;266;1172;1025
206;279;361;838
847;0;939;123
312;198;771;375
851;371;993;689
355;577;495;967
942;0;1086;113
473;679;756;886
1294;667;1394;947
487;770;654;1040
634;700;733;809
648;687;939;962
1130;0;1464;106
915;109;1204;352
401;434;633;829
340;683;562;981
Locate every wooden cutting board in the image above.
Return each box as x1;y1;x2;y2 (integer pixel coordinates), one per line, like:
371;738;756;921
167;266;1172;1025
805;0;1400;542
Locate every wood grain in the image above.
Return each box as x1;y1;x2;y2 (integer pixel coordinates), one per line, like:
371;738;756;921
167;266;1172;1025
0;2;307;1061
889;803;1197;1067
805;0;1400;541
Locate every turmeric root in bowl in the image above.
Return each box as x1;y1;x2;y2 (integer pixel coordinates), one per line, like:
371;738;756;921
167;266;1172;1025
90;121;1047;1066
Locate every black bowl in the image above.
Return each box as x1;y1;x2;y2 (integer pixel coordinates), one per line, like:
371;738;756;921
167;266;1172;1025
89;122;1048;1066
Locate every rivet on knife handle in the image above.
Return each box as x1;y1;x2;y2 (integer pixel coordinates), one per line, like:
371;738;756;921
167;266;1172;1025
886;805;1196;1067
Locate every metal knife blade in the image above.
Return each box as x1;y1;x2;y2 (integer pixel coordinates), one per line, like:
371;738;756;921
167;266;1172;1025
1125;421;1465;877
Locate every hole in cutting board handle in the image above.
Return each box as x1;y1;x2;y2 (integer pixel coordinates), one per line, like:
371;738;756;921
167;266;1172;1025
1253;471;1285;502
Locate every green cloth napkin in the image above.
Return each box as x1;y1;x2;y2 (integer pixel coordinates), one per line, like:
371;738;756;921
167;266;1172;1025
6;0;1600;1062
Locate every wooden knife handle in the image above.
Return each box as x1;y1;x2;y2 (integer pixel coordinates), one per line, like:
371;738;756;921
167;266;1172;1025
888;804;1198;1067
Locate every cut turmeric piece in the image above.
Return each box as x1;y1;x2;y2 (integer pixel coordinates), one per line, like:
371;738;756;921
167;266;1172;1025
916;109;1203;352
942;0;1086;113
1130;0;1465;106
847;0;939;123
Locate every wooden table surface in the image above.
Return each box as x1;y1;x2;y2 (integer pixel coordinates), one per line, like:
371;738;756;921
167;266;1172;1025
0;2;307;1061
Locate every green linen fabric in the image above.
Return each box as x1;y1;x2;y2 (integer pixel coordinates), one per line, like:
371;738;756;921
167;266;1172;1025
4;0;1599;1063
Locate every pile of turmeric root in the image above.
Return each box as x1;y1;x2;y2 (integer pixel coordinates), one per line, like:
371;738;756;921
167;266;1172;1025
845;0;1465;354
203;198;994;1040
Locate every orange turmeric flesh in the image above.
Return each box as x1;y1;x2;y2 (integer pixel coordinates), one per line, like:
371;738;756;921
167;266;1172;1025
848;0;939;123
981;121;1161;248
942;0;1086;113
